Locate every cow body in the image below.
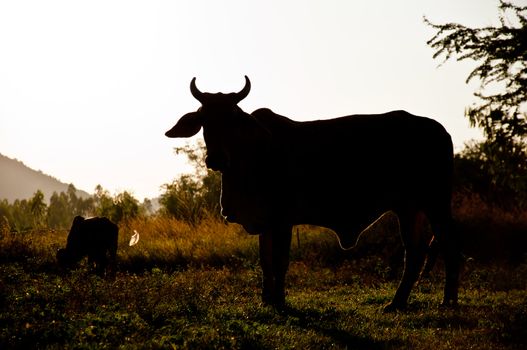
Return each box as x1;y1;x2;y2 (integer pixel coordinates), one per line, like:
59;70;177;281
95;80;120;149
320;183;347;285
57;216;118;275
225;109;453;245
166;77;460;311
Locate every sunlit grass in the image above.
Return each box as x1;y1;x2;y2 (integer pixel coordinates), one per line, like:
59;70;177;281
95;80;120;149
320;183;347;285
117;216;259;270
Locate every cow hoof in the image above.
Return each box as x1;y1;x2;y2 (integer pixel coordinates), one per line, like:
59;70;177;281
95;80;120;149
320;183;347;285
382;302;406;313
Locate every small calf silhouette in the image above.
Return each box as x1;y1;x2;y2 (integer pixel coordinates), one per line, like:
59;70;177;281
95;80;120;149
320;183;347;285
57;216;118;275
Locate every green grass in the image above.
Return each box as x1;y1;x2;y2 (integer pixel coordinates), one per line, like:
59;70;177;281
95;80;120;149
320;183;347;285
1;214;526;349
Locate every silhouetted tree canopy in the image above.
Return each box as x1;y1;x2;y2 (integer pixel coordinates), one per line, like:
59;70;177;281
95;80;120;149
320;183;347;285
160;140;222;223
426;1;527;143
94;185;141;224
426;1;527;208
0;185;144;231
29;190;46;229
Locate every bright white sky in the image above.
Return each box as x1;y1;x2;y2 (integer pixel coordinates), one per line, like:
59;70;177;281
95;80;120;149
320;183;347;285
0;0;516;200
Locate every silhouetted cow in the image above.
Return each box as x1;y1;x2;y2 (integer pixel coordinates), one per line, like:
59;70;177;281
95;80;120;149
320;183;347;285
57;216;118;275
165;76;461;311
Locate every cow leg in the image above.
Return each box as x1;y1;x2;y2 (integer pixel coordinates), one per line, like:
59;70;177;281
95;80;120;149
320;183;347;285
384;210;428;312
442;242;460;307
259;227;292;308
273;228;292;307
421;236;439;278
90;249;108;276
107;236;118;277
431;219;460;307
259;232;275;305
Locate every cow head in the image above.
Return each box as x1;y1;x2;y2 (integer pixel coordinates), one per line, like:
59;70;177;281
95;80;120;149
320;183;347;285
56;216;85;268
166;77;274;233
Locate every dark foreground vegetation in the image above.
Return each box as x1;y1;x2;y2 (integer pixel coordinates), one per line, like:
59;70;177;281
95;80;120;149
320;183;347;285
1;192;526;349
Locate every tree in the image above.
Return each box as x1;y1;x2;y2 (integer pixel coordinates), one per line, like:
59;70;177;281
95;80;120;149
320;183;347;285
66;184;93;217
0;199;14;233
10;199;32;232
29;190;47;229
426;1;527;142
46;185;95;229
160;140;222;223
94;185;141;223
112;191;140;223
160;175;204;223
453;140;527;208
426;1;527;207
94;185;115;218
47;191;71;229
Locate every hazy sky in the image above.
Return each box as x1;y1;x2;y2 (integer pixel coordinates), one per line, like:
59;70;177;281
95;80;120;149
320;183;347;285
0;0;515;200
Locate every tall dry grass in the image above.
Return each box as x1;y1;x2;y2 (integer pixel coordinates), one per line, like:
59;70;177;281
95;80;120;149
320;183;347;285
116;217;357;272
0;214;380;274
108;215;259;271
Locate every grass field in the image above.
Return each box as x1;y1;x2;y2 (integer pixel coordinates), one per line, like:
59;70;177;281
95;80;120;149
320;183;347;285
1;206;526;349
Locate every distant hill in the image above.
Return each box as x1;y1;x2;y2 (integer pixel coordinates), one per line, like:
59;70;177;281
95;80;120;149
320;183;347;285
0;153;90;203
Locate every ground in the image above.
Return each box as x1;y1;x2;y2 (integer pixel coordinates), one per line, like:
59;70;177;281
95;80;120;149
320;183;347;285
0;216;526;349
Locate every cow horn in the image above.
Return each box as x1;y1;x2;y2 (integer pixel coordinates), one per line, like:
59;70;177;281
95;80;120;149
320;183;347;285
190;77;205;103
235;75;251;103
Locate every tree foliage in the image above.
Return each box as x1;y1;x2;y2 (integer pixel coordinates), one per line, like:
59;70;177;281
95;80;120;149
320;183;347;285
0;185;143;232
0;185;93;231
454;141;527;208
29;190;47;229
426;1;527;208
426;1;527;142
160;140;222;223
94;185;141;224
47;184;95;229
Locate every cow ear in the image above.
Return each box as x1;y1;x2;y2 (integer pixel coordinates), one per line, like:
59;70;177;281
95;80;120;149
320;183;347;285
165;112;203;138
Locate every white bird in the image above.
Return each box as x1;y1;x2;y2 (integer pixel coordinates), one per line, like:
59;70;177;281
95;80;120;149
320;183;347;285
129;230;140;246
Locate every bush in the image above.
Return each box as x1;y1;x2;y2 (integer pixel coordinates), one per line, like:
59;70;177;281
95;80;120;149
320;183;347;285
454;140;527;209
160;140;222;223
